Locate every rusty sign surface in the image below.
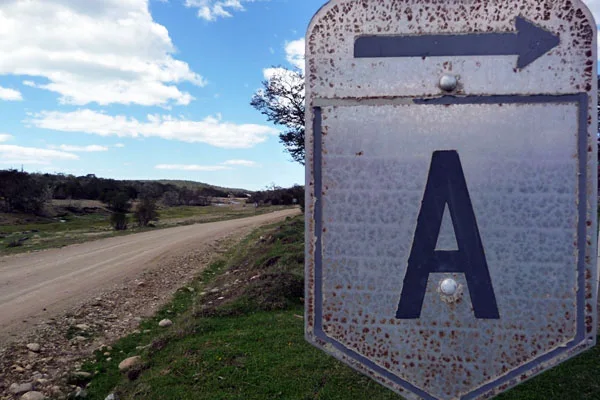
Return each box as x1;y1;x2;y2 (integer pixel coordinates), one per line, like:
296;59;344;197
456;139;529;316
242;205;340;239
304;1;598;399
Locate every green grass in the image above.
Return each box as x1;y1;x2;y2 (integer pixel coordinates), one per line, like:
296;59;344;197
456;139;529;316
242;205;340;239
0;213;115;254
77;216;600;400
91;308;401;400
0;204;292;255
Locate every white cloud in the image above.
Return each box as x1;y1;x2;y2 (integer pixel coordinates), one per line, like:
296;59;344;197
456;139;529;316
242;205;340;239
285;38;305;72
156;164;231;171
0;0;205;107
156;159;258;172
185;0;262;21
0;145;78;165
27;109;279;149
263;66;303;82
115;143;126;148
223;159;258;167
262;37;305;79
48;144;109;152
0;134;14;142
0;86;23;101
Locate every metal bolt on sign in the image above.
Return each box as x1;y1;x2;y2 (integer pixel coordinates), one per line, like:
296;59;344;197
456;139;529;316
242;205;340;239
304;1;598;400
439;75;458;92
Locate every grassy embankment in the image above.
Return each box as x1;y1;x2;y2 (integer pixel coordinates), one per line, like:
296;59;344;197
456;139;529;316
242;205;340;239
0;201;291;255
76;216;599;400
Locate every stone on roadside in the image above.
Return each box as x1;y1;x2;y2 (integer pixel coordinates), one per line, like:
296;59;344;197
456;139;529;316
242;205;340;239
118;356;141;372
74;336;87;342
50;386;62;394
75;324;90;331
10;382;33;395
26;343;40;352
20;391;45;400
72;371;92;379
158;319;172;327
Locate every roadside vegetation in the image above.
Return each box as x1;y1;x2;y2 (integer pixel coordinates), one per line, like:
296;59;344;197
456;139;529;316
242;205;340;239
74;216;599;400
0;169;305;255
0;201;292;255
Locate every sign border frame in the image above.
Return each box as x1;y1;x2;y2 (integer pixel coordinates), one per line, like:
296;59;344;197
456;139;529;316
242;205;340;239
310;92;590;400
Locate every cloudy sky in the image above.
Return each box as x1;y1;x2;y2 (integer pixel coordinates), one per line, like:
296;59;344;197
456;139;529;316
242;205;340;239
0;0;319;190
1;0;600;190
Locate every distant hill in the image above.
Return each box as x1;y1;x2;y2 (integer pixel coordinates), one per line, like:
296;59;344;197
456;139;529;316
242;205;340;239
151;180;252;197
0;170;255;215
0;169;304;218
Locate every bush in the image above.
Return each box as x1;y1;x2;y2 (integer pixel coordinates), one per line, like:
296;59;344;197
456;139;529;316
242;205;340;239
103;191;131;231
110;212;128;231
134;198;159;227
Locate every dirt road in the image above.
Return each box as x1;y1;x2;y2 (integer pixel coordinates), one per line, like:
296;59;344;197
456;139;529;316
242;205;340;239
0;209;299;341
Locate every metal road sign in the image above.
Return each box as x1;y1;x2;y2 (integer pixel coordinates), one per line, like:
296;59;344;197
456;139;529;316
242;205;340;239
304;1;598;399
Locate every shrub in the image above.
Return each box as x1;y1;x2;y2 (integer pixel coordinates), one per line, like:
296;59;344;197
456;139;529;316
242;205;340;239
134;198;159;227
110;212;128;231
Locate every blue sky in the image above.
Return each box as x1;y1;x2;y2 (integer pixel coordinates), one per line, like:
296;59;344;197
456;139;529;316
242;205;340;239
1;0;599;191
0;0;324;190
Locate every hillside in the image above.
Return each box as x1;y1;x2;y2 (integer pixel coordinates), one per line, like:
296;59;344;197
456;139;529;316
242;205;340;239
152;180;251;197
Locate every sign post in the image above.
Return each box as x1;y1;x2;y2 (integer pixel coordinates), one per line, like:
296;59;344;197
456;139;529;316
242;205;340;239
305;1;598;399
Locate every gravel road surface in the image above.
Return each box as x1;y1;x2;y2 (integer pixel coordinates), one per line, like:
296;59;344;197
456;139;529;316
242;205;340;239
0;209;299;341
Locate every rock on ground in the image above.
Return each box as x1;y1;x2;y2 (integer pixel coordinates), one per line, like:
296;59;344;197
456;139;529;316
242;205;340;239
26;343;40;352
158;319;172;327
72;371;92;379
118;356;141;372
20;392;45;400
10;382;33;395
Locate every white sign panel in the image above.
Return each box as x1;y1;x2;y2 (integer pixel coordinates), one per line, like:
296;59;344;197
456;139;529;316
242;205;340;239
304;1;598;399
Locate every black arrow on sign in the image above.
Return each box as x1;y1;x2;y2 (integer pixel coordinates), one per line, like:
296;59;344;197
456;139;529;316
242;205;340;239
354;16;560;69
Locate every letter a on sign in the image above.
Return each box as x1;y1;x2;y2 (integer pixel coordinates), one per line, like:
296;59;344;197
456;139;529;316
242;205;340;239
396;151;499;319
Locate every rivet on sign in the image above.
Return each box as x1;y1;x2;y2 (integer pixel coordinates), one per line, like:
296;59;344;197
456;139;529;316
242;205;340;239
439;74;458;92
440;278;458;296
